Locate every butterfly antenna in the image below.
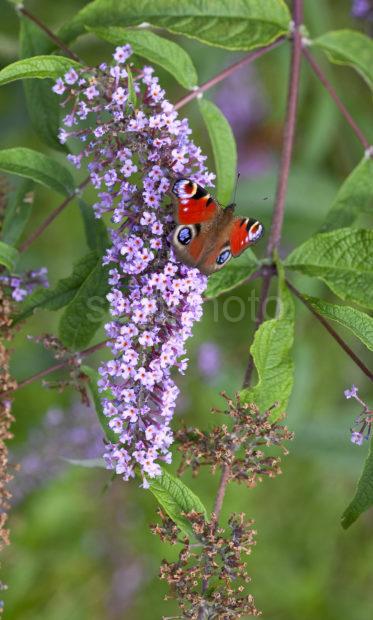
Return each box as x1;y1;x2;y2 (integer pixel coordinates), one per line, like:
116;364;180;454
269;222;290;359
232;171;240;206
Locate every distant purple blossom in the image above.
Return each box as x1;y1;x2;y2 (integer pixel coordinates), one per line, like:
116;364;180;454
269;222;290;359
0;267;48;302
56;47;213;487
351;0;373;20
197;342;221;378
214;66;273;177
10;402;103;504
344;385;373;446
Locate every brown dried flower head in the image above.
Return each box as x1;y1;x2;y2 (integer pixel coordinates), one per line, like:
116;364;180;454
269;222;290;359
152;509;260;619
176;392;294;487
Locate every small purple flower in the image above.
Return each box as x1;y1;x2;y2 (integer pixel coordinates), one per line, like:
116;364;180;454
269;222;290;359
52;78;65;95
64;68;79;85
345;385;373;446
0;268;49;301
344;385;358;399
113;45;132;64
85;84;100;100
351;431;364;446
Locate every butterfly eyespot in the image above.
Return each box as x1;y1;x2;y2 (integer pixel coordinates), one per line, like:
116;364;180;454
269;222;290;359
216;249;231;265
248;222;264;242
177;226;193;245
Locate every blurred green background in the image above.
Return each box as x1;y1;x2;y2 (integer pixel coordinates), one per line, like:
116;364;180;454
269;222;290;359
1;0;373;618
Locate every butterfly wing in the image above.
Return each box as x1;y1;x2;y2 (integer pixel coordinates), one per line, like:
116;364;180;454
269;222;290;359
197;217;264;275
172;178;219;224
172;178;223;268
229;217;264;257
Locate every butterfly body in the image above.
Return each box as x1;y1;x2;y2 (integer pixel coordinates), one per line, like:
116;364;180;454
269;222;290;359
171;178;264;275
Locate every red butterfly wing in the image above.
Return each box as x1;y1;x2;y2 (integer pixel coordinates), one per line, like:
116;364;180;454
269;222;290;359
230;218;264;257
172;178;218;224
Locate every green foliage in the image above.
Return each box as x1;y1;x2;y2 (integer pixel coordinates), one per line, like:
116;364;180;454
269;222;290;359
240;261;295;418
59;0;290;50
0;147;74;196
126;64;138;108
14;251;99;323
81;365;118;443
285;229;373;309
149;467;208;539
198;98;237;205
320;157;373;231
19;19;65;151
1;179;34;246
303;296;373;351
205;251;258;299
59;260;109;349
0;240;19;271
78;199;109;254
0;55;81;86
313;29;373;91
342;437;373;529
64;457;106;468
90;26;198;89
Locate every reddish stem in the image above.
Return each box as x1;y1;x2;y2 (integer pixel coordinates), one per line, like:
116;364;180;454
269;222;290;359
242;0;303;388
286;280;373;382
17;5;81;63
174;37;285;110
303;47;370;151
19;177;90;253
0;339;108;399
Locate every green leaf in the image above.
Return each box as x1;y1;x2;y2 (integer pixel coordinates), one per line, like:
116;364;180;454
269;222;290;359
205;251;258;299
81;365;118;443
303;296;373;351
126;64;138;108
14;251;99;323
89;26;198;89
59;260;109;349
240;260;294;418
0;241;19;271
198;99;237;204
78;199;109;254
59;0;290;51
0;55;81;86
0;147;74;196
320;157;373;232
342;437;373;529
285;229;373;309
19;19;65;152
1;179;34;246
64;457;106;468
313;29;373;91
149;467;208;539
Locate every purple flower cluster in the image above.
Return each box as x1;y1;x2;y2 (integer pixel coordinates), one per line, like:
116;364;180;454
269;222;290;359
55;46;214;486
0;268;48;302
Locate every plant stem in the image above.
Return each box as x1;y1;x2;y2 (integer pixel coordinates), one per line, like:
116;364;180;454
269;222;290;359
213;464;231;519
17;5;81;63
174;37;285;110
0;339;108;399
303;48;370;151
286;279;373;382
212;0;303;523
243;0;303;387
19;177;90;253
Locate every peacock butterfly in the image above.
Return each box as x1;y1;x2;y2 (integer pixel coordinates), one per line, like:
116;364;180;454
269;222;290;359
171;178;264;275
